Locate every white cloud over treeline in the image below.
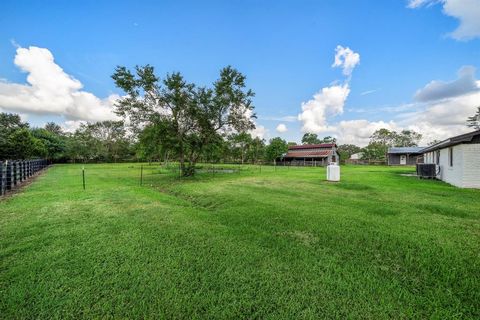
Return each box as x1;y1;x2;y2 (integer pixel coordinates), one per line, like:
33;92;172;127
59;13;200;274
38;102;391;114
296;45;479;146
0;46;119;124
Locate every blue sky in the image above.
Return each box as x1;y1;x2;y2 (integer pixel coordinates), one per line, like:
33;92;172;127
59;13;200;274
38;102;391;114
1;0;479;145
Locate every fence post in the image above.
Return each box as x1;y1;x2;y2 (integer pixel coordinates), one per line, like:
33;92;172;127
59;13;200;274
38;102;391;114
82;167;86;190
0;162;5;196
6;161;13;190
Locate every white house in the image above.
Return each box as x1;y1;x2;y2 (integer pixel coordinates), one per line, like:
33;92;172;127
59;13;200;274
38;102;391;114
350;152;363;160
422;130;480;188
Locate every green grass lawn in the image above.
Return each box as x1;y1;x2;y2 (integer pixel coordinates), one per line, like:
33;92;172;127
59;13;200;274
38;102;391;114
1;164;479;319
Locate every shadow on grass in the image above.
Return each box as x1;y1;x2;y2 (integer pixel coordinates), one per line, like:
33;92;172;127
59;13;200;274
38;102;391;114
416;203;471;219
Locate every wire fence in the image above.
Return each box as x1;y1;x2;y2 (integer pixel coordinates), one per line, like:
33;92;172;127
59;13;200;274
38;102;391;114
47;162;328;192
0;159;49;197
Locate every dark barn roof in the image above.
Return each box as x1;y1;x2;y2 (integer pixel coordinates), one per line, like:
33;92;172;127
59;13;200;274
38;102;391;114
421;130;480;153
388;147;425;154
284;150;333;158
288;143;336;150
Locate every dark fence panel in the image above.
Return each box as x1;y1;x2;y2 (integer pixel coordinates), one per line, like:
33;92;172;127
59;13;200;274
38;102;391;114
0;159;48;197
0;162;6;196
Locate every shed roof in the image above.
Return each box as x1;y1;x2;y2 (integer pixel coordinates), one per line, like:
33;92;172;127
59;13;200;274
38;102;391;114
284;150;333;158
421;130;480;153
288;143;336;150
388;147;425;154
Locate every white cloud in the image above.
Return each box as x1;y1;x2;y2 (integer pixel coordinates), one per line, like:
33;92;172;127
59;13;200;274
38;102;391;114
276;123;288;133
335;120;399;146
332;45;360;76
414;66;479;101
0;46;119;122
408;0;480;40
259;115;297;122
297;46;477;146
298;84;350;133
250;125;268;139
62;120;86;133
298;46;360;136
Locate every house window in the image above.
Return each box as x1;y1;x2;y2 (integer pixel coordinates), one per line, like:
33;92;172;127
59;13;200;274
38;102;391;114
448;147;453;167
435;151;440;165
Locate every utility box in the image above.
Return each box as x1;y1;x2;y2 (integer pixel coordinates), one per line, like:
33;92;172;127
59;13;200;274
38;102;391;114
327;162;340;182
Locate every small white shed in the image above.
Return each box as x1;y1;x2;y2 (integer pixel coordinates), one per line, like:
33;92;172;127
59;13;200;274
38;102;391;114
422;130;480;188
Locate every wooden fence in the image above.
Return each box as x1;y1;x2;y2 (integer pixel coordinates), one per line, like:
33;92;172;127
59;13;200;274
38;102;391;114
0;159;48;196
344;159;387;165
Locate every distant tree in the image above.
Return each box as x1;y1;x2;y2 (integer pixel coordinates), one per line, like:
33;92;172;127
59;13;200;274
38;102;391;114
247;137;266;164
427;139;441;146
112;65;255;176
467;106;480;130
137;124;164;163
337;144;362;160
369;129;395;159
370;128;395;147
231;132;253;164
287;141;297;147
31;128;66;161
394;130;422;147
321;136;336;143
0;113;43;160
88;121;131;162
44;122;63;135
265;137;288;163
67;124;102;162
361;142;386;161
301;133;321;144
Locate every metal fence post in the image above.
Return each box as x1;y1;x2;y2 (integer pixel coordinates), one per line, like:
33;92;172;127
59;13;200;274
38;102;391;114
82;167;86;190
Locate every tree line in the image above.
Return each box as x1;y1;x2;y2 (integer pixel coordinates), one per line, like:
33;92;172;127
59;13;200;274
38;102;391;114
2;58;479;174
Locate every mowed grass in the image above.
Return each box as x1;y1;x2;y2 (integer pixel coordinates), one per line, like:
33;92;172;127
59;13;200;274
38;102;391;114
0;164;479;319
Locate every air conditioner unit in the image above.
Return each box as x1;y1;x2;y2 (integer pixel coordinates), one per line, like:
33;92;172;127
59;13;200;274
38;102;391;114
416;163;437;178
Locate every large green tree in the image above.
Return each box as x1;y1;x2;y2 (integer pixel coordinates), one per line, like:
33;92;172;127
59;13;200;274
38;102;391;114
394;130;422;147
265;137;288;163
0;113;45;160
301;133;321;144
31;127;66;161
112;65;255;176
337;144;362;160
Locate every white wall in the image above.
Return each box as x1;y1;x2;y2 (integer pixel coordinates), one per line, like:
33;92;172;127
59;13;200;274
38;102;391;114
438;145;463;188
423;144;479;188
462;144;480;188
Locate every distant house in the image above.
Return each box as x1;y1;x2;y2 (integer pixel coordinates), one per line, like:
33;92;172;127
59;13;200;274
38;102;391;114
350;152;363;160
421;130;480;188
281;143;339;166
387;147;425;165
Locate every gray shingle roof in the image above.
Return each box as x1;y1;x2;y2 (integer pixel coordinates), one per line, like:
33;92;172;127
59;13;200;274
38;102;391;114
388;147;425;154
420;130;480;153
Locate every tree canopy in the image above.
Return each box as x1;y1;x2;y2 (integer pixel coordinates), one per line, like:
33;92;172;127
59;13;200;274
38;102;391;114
112;65;256;176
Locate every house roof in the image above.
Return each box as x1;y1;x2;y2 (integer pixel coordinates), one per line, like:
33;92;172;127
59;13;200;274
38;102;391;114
284;150;333;158
388;147;425;154
421;130;480;153
288;143;336;150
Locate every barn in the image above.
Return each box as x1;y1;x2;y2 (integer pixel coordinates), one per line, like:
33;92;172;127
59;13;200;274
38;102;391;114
281;143;339;166
421;130;480;188
387;147;425;165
